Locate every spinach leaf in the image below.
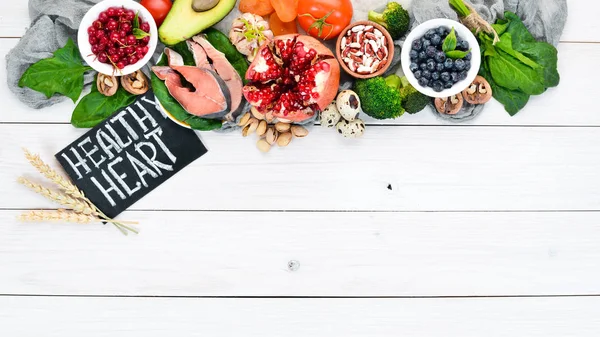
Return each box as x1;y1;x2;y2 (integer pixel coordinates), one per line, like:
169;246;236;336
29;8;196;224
151;54;223;131
71;77;137;128
480;64;529;115
517;41;560;88
487;48;546;95
494;33;541;69
204;28;249;84
442;27;457;53
502;11;536;47
18;38;92;103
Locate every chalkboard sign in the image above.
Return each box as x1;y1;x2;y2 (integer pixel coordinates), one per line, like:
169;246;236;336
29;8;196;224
56;91;208;218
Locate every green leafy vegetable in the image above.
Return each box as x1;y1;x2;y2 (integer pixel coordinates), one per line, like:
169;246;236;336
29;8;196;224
446;49;471;59
133;28;150;39
203;28;249;84
152;49;223;131
442;27;457;53
18;38;92;103
71;76;137;128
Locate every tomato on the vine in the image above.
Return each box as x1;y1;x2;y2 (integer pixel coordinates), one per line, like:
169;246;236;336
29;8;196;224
297;0;353;40
140;0;172;27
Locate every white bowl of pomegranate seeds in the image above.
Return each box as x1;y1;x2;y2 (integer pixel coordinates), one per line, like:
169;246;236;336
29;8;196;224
78;0;158;76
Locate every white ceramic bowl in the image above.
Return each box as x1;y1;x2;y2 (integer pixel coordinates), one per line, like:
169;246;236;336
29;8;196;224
401;18;481;98
77;0;158;76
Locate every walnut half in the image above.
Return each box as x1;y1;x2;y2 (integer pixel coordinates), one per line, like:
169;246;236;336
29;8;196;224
97;74;119;97
120;70;149;95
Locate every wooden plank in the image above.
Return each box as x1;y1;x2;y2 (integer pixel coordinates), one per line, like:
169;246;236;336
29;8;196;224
2;37;600;126
2;124;599;212
1;296;600;336
2;210;600;296
0;0;597;42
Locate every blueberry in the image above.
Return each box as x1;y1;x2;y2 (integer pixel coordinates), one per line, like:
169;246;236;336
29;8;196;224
454;59;466;71
432;81;444;92
464;60;471;71
436;26;449;36
413;70;422;79
419;62;427;71
451;72;459;83
434;51;446;63
418;77;429;87
426;45;437;58
425;29;436;39
409;62;419;72
436;62;445;72
464;52;472;61
458;70;468;80
440;72;451;82
422;39;432;49
418;51;427;60
410;50;419;61
431;71;440;81
431;34;442;46
444;81;453;89
457;40;470;51
422;70;431;79
412;39;423;51
426;59;436;71
444;58;454;70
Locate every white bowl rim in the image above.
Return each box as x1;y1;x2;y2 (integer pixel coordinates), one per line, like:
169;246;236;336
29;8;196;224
401;18;481;98
77;0;158;76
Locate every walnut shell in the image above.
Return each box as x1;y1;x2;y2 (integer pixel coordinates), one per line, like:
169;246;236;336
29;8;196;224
462;75;493;104
97;74;119;97
120;70;149;95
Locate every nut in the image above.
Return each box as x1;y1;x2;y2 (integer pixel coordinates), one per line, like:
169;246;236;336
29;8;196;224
247;118;259;133
238;112;251;127
277;132;292;147
265;127;278;145
120;70;149;95
97;74;119;97
291;125;309;138
256;138;271;153
275;122;291;133
241;124;251;137
250;106;265;120
435;94;464;115
256;120;268;137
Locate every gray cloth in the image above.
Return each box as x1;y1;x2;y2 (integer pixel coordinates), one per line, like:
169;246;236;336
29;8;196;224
408;0;567;122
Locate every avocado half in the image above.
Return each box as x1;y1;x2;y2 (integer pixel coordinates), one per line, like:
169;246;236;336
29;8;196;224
159;0;236;45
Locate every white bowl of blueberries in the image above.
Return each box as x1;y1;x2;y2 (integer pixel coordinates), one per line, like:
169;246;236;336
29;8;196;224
401;18;481;98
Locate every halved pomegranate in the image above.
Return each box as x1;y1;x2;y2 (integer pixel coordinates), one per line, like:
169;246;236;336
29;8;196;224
243;34;340;122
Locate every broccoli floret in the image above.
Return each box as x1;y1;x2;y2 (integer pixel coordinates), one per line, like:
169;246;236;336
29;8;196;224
354;74;404;120
368;2;410;40
398;76;430;114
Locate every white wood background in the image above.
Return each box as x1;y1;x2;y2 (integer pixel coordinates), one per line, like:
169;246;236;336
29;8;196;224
2;0;600;336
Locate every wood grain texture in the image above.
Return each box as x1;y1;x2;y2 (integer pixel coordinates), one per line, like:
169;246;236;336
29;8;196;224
1;296;600;337
2;210;600;296
2;124;599;212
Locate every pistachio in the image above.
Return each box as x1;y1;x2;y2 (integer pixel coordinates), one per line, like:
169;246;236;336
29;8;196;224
291;125;309;138
265;127;278;145
247;118;259;134
97;74;119;97
238;112;251;127
275;122;291;133
241;124;251;137
257;138;271;153
120;70;149;95
277;132;293;147
250;106;265;120
256;120;268;137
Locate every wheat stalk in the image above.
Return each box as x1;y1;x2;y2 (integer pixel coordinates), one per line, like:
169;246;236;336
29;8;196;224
20;149;139;235
18;177;95;215
18;209;96;224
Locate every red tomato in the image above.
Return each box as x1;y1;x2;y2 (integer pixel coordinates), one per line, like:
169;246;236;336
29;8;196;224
140;0;173;27
297;0;353;40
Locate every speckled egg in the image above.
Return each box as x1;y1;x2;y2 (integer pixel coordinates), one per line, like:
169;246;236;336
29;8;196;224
336;90;361;121
320;102;341;128
337;118;365;138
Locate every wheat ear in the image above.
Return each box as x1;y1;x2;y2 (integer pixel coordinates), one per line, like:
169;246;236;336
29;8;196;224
17;177;95;215
18;209;95;224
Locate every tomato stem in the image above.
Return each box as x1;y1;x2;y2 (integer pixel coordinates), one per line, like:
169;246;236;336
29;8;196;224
298;10;335;40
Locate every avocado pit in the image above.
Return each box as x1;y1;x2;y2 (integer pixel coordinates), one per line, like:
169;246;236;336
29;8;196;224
192;0;220;12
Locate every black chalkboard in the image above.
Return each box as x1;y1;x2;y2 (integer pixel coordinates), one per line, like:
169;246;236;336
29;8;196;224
56;91;208;218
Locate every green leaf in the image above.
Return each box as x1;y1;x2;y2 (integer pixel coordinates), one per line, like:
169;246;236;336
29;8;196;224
18;38;91;103
518;41;559;88
133;11;140;29
446;49;471;59
449;0;472;17
71;78;137;128
442;27;457;53
494;33;541;69
151;54;222;131
502;11;536;47
480;63;529;116
133;28;150;39
169;41;197;66
487;48;546;96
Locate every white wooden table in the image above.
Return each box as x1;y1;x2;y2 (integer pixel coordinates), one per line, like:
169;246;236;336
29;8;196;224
2;1;600;336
